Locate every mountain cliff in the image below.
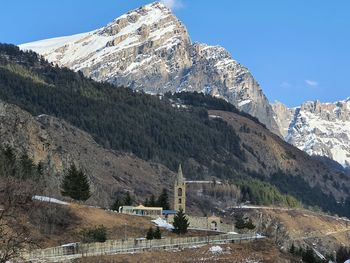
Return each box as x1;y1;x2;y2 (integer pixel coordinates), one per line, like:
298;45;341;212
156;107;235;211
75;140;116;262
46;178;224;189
19;2;280;135
272;98;350;168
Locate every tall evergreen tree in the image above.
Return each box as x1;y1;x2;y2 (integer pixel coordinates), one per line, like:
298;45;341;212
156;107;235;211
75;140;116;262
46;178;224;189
153;226;162;239
124;192;133;206
110;197;122;211
302;248;317;263
289;243;296;254
149;194;157;207
143;197;150;206
157;188;170;210
172;209;189;235
61;164;91;201
146;227;154;240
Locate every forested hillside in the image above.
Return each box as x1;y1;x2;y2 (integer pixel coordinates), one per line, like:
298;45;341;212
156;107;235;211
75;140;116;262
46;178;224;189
0;44;244;172
0;44;349;216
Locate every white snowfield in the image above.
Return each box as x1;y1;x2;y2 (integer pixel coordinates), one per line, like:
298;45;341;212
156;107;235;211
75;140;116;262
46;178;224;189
32;195;68;205
151;217;174;230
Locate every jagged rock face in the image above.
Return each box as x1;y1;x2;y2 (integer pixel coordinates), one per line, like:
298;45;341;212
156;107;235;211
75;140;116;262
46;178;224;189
19;2;280;135
272;98;350;167
271;102;296;138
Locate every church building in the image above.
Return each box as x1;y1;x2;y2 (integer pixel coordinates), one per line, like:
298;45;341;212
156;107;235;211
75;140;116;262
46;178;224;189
174;164;186;212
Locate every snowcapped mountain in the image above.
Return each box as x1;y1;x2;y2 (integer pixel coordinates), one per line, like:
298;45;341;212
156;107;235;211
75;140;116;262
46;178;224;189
19;1;280;135
272;98;350;167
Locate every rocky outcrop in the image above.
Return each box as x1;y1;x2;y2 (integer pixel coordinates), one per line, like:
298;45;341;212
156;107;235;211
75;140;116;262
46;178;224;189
272;98;350;167
19;2;280;135
0;100;175;207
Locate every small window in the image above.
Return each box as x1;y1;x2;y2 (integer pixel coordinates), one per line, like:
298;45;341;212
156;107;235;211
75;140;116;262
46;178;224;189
178;188;183;196
178;198;182;204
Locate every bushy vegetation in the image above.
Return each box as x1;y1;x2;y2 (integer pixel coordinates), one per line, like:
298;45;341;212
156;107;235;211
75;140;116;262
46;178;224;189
234;214;255;230
144;188;170;210
0;146;44;262
237;178;300;208
289;244;329;263
110;192;133;211
269;171;350;217
0;145;43;181
79;225;107;243
146;227;162;240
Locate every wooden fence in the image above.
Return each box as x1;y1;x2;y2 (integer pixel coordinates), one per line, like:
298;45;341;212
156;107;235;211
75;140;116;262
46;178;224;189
24;233;263;262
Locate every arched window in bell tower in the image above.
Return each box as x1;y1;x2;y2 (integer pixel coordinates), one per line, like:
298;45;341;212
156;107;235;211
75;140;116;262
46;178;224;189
178;188;182;197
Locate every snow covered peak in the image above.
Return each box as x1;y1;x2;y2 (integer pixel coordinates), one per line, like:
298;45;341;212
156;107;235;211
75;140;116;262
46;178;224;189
20;1;189;72
99;1;174;37
19;1;280;135
273;98;350;167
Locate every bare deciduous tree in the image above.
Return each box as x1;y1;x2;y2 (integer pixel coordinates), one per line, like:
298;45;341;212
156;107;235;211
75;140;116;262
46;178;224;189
0;177;37;263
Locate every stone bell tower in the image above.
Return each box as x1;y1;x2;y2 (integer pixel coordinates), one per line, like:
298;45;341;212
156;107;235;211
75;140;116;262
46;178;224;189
174;164;186;213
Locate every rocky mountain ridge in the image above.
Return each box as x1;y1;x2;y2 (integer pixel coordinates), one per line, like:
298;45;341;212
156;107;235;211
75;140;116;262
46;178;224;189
19;1;280;135
272;98;350;168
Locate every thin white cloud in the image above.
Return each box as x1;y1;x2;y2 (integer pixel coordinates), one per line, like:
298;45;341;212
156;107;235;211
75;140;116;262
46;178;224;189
280;81;291;88
305;79;319;87
161;0;184;10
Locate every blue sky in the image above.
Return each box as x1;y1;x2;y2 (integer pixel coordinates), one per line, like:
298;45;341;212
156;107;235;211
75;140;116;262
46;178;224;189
0;0;349;107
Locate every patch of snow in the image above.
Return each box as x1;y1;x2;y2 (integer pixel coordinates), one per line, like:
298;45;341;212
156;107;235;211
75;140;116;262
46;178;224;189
32;195;68;205
238;99;252;107
61;243;78;247
19;32;90;54
151;217;174;230
209;245;223;254
255;233;266;239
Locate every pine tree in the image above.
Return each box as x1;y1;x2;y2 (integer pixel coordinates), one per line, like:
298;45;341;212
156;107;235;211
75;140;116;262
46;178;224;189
144;197;150;206
146;227;154;240
124;192;133;205
157;188;170;210
18;153;35;179
110;197;122;211
235;215;246;230
61;164;91;201
289;243;296;254
173;209;189;234
153;227;161;239
149;194;157;207
302;248;317;263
